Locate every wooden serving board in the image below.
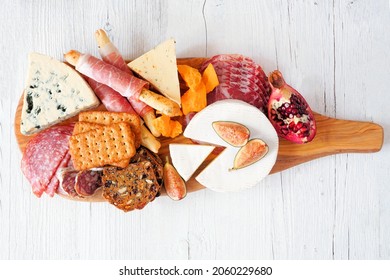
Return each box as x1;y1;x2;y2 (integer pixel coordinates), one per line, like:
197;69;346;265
14;58;384;196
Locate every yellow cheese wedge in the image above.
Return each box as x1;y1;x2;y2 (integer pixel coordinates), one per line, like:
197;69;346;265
128;39;181;106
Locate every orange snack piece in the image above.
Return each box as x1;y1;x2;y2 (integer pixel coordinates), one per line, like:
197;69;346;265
152;115;182;138
202;63;219;93
177;64;212;115
177;65;202;89
181;86;207;115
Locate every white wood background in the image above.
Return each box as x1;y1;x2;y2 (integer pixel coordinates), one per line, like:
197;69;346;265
0;0;389;260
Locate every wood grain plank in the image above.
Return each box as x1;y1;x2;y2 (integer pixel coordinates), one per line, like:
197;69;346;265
331;0;390;260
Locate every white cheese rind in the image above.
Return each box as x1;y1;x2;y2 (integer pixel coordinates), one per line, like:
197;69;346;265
184;99;279;192
128;39;181;105
20;52;100;135
169;144;215;181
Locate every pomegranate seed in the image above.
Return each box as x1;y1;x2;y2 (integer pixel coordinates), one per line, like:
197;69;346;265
268;70;316;143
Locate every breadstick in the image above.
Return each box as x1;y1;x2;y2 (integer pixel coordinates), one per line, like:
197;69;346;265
95;29;111;48
94;29;161;137
64;50;182;117
139;88;182;117
65;50;161;152
140;125;161;153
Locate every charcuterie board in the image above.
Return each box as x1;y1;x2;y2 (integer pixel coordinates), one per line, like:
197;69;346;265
14;57;384;195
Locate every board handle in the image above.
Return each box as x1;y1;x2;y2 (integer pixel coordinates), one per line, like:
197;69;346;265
270;113;384;174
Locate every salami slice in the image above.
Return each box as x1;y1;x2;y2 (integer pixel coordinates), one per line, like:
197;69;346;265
201;54;271;114
74;170;102;197
21;124;74;197
45;152;71;197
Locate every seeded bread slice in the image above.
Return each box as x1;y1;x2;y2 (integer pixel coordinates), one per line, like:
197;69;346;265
131;147;163;188
102;161;160;212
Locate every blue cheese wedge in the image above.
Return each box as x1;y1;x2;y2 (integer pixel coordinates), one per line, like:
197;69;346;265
21;53;100;135
128;39;181;106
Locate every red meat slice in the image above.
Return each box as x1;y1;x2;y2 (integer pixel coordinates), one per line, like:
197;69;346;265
57;167;79;197
58;167;102;198
98;42;154;117
21;124;74;197
86;78;137;114
76;54;148;100
74;170;102;197
201;54;271;114
45;152;71;197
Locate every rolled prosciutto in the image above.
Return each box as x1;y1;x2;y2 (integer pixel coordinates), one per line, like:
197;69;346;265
76;53;148;100
98;40;154;118
85;77;137;114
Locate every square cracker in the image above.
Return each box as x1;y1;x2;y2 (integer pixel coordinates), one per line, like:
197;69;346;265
73;122;130;168
69;122;136;171
73;122;103;135
78;111;141;148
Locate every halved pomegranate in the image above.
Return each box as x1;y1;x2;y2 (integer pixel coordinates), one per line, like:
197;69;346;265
267;70;316;144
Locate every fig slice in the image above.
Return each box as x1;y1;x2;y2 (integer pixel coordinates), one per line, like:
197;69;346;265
212;121;250;147
163;157;187;201
232;139;269;170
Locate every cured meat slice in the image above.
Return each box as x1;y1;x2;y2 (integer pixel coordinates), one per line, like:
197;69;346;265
201;54;271;114
98;41;154;118
21;124;74;197
86;78;137;114
76;54;148;100
99;41;130;73
45;152;71;197
99;42;129;71
175;112;196;130
57;165;102;198
57;167;79;197
74;170;102;197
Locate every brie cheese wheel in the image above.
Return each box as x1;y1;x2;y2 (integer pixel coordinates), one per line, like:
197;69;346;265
169;144;215;181
128;39;181;105
21;52;100;135
184;99;279;192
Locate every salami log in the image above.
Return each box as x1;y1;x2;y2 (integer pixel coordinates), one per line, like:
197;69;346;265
21;124;74;197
